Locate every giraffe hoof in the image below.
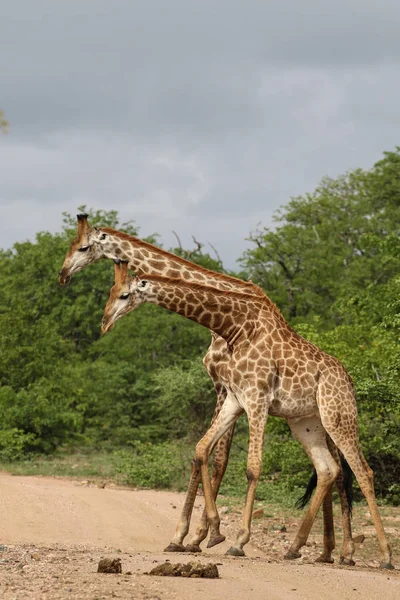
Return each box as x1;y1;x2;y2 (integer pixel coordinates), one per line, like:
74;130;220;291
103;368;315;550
164;543;186;553
207;534;226;549
339;557;355;566
185;544;202;553
315;555;334;564
284;550;301;560
226;547;245;557
380;562;394;570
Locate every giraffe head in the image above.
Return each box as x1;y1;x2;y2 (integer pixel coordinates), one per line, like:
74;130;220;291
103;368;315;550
58;214;121;286
101;260;152;333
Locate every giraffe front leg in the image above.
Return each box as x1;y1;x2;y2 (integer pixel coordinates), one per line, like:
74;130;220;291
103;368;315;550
185;424;236;553
164;459;201;552
195;393;243;551
166;383;230;553
226;408;268;557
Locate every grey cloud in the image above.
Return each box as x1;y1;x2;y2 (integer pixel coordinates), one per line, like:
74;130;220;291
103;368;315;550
3;0;400;137
1;1;400;268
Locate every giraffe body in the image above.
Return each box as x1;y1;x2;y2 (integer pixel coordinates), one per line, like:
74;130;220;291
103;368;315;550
102;265;393;568
60;215;356;563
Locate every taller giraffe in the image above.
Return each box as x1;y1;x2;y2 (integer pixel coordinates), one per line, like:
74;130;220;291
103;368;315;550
101;264;393;568
59;214;354;563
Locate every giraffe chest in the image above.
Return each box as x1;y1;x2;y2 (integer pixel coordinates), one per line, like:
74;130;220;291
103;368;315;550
203;336;231;384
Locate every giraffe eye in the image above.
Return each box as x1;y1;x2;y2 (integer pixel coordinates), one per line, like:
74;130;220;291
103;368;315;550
78;246;90;252
119;292;130;300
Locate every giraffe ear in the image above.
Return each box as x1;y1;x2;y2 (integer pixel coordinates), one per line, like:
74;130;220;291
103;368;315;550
76;213;89;236
113;259;129;284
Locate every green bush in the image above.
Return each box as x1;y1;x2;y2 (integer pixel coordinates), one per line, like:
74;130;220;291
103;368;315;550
0;428;36;461
0;155;399;505
114;441;193;489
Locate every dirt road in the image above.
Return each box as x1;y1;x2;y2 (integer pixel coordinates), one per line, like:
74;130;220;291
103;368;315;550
0;473;398;600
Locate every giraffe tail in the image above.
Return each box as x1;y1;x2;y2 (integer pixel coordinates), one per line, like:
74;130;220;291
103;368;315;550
342;455;354;516
295;469;317;510
295;456;353;515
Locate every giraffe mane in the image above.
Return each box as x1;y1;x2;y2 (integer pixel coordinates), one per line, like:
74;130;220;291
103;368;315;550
101;227;265;296
131;273;284;320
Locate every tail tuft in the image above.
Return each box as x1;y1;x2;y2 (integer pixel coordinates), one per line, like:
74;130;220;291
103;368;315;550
295;468;318;510
295;456;353;513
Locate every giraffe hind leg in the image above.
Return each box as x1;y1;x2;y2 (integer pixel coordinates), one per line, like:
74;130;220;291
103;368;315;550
318;371;393;569
323;425;393;569
286;416;340;560
314;484;335;563
295;450;355;564
326;439;356;565
295;464;335;563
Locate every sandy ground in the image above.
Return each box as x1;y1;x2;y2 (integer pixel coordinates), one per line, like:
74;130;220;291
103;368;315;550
0;473;399;600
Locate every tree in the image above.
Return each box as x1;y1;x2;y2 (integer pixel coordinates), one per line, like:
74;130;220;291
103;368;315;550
240;149;400;326
0;182;398;503
0;208;213;451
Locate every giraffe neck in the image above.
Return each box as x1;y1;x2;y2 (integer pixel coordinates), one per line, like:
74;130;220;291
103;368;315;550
142;278;263;345
101;228;263;295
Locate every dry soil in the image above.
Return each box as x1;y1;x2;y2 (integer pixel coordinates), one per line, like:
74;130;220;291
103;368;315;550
0;473;399;600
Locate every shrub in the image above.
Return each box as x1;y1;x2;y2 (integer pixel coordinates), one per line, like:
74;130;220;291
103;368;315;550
0;428;36;461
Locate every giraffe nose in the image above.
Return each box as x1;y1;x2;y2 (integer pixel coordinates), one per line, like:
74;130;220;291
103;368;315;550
58;269;71;287
101;316;112;333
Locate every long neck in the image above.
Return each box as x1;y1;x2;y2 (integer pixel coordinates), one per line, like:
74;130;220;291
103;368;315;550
102;228;263;296
146;283;261;344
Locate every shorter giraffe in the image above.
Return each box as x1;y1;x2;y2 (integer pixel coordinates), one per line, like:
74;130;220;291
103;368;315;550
101;264;393;569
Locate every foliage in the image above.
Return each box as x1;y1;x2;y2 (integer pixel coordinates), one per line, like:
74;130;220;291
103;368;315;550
0;207;216;453
150;358;216;440
0;428;36;461
114;441;193;489
241;150;400;326
0;149;399;504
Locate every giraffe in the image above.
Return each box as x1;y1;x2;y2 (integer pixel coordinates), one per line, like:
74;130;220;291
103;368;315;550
59;214;354;563
101;262;393;569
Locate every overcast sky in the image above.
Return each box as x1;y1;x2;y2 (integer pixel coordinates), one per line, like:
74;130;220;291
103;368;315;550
1;0;400;268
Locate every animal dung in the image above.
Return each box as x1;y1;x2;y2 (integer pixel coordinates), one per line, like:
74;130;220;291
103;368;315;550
97;558;122;573
147;561;219;578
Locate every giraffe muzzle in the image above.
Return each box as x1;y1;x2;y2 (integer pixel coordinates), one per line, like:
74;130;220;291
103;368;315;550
101;316;114;334
58;269;71;287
